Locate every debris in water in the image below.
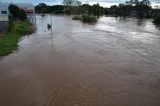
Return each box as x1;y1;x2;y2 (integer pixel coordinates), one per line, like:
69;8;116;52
47;24;52;29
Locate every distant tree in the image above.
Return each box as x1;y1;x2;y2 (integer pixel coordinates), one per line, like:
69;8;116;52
73;0;82;6
128;0;139;5
8;4;27;20
153;16;160;25
63;0;74;8
129;0;135;4
92;3;101;16
18;9;27;21
35;3;48;13
142;0;151;6
41;8;48;13
8;4;20;19
38;3;47;8
62;0;82;14
63;0;82;7
135;0;139;4
47;5;64;14
125;1;130;5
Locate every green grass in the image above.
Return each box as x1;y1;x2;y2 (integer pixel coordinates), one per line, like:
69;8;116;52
0;20;34;56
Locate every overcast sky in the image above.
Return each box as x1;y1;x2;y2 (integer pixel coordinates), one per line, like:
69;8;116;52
1;0;160;7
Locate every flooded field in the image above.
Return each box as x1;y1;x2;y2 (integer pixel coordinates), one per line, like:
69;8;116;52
0;15;160;106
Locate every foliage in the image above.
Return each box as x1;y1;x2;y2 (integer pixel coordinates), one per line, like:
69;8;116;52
72;15;82;20
47;5;64;14
62;0;82;7
18;9;27;21
8;16;14;32
153;17;160;25
0;21;34;56
35;4;64;14
91;3;102;16
82;15;97;22
109;0;152;18
62;0;82;14
8;4;27;21
34;0;160;19
8;4;20;19
35;3;103;16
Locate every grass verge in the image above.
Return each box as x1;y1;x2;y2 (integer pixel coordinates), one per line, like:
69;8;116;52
0;20;34;56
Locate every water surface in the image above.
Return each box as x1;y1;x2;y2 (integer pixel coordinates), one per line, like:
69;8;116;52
0;15;160;106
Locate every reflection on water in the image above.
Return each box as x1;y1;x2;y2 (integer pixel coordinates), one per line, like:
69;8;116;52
0;15;160;106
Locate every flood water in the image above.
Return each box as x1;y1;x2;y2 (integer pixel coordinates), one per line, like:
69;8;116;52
0;15;160;106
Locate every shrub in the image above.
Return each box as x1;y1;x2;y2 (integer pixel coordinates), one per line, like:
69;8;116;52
8;16;14;32
153;17;160;25
18;9;27;21
72;15;82;20
9;4;27;21
8;4;20;19
12;21;34;35
81;15;97;22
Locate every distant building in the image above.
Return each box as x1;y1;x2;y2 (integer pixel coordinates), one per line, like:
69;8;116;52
0;3;35;33
0;3;9;22
0;3;35;21
15;3;35;20
0;3;9;33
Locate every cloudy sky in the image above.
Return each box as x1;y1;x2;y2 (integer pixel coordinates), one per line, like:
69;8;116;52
1;0;160;7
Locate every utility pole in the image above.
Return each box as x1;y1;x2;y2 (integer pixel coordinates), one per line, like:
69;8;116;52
50;0;54;47
51;15;53;37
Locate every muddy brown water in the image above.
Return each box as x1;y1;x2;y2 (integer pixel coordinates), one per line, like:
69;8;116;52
0;15;160;106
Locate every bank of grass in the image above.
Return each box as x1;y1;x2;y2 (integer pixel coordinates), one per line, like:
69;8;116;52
0;20;34;56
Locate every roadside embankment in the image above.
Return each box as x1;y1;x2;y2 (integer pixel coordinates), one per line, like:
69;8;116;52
0;20;35;56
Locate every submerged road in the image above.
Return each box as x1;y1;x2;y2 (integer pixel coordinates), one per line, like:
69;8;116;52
0;15;160;106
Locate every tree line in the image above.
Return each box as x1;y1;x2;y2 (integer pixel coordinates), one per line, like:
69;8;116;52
35;0;160;18
35;1;103;16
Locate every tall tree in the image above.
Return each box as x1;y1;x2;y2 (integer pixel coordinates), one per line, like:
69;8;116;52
129;0;134;5
62;0;74;7
9;4;27;20
62;0;82;14
135;0;139;4
62;0;82;7
142;0;151;6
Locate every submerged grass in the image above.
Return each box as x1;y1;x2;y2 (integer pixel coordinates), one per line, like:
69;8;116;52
0;20;34;56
